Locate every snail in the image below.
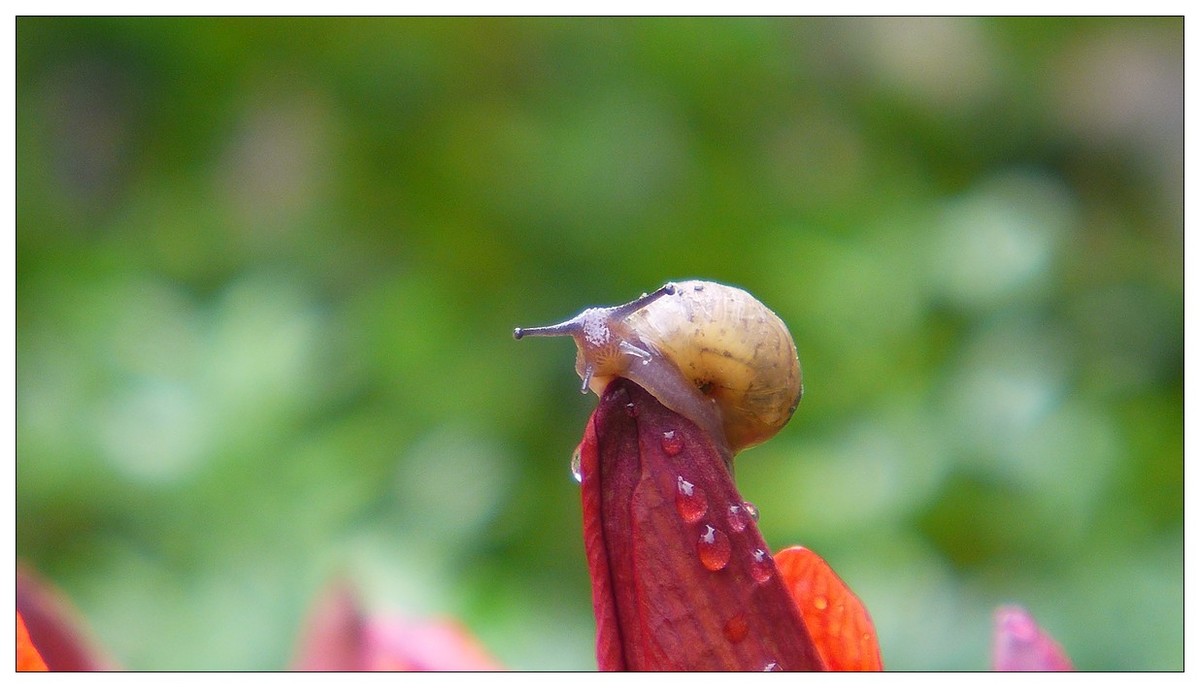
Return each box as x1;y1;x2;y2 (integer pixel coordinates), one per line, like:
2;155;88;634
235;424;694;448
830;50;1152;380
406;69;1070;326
514;280;802;462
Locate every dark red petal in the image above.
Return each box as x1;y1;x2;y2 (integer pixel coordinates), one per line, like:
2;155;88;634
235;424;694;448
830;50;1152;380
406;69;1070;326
18;613;49;671
579;414;627;671
992;605;1073;671
579;378;825;671
16;563;115;671
774;546;883;671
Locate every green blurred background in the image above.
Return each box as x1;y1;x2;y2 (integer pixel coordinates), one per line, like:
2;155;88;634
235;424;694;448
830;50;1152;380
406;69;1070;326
16;17;1182;670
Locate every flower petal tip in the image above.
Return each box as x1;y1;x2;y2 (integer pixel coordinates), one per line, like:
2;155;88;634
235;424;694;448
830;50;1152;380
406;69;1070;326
992;605;1073;671
774;546;883;671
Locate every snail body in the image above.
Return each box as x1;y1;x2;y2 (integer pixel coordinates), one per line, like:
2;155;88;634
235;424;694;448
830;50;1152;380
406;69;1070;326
514;280;802;460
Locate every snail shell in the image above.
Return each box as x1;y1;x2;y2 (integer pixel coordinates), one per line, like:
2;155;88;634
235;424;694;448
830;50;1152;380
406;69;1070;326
514;280;802;460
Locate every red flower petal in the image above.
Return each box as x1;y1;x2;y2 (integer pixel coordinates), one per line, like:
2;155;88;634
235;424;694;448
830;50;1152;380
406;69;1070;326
774;546;883;671
17;613;48;672
992;605;1072;671
16;563;114;671
579;378;825;671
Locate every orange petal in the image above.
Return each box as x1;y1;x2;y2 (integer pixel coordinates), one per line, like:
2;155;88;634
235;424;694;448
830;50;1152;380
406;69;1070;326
18;612;49;671
775;546;883;671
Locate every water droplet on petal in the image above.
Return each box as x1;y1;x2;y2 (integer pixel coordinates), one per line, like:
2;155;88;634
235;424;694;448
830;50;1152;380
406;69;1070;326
569;446;583;484
762;661;780;671
743;501;760;522
624;402;638;417
697;524;731;571
675;476;707;523
749;548;773;584
660;430;684;456
723;613;748;644
727;504;750;532
813;595;828;611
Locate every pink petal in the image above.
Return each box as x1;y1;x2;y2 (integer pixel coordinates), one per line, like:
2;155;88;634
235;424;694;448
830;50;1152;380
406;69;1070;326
363;619;500;671
992;605;1073;671
292;578;367;670
293;578;500;671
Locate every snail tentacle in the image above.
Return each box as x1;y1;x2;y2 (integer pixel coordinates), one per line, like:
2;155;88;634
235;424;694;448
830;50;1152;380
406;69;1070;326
515;279;801;461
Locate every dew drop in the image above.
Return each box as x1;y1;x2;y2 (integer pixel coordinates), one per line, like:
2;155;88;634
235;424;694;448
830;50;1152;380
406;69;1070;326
727;504;750;532
813;595;829;611
569;446;583;484
660;430;684;456
675;476;707;523
697;524;731;571
723;614;748;644
749;548;773;584
624;402;638;417
742;501;760;522
762;661;781;671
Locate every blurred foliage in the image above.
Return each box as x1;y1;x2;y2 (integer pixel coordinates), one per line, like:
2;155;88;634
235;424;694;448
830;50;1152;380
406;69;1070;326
15;17;1181;670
